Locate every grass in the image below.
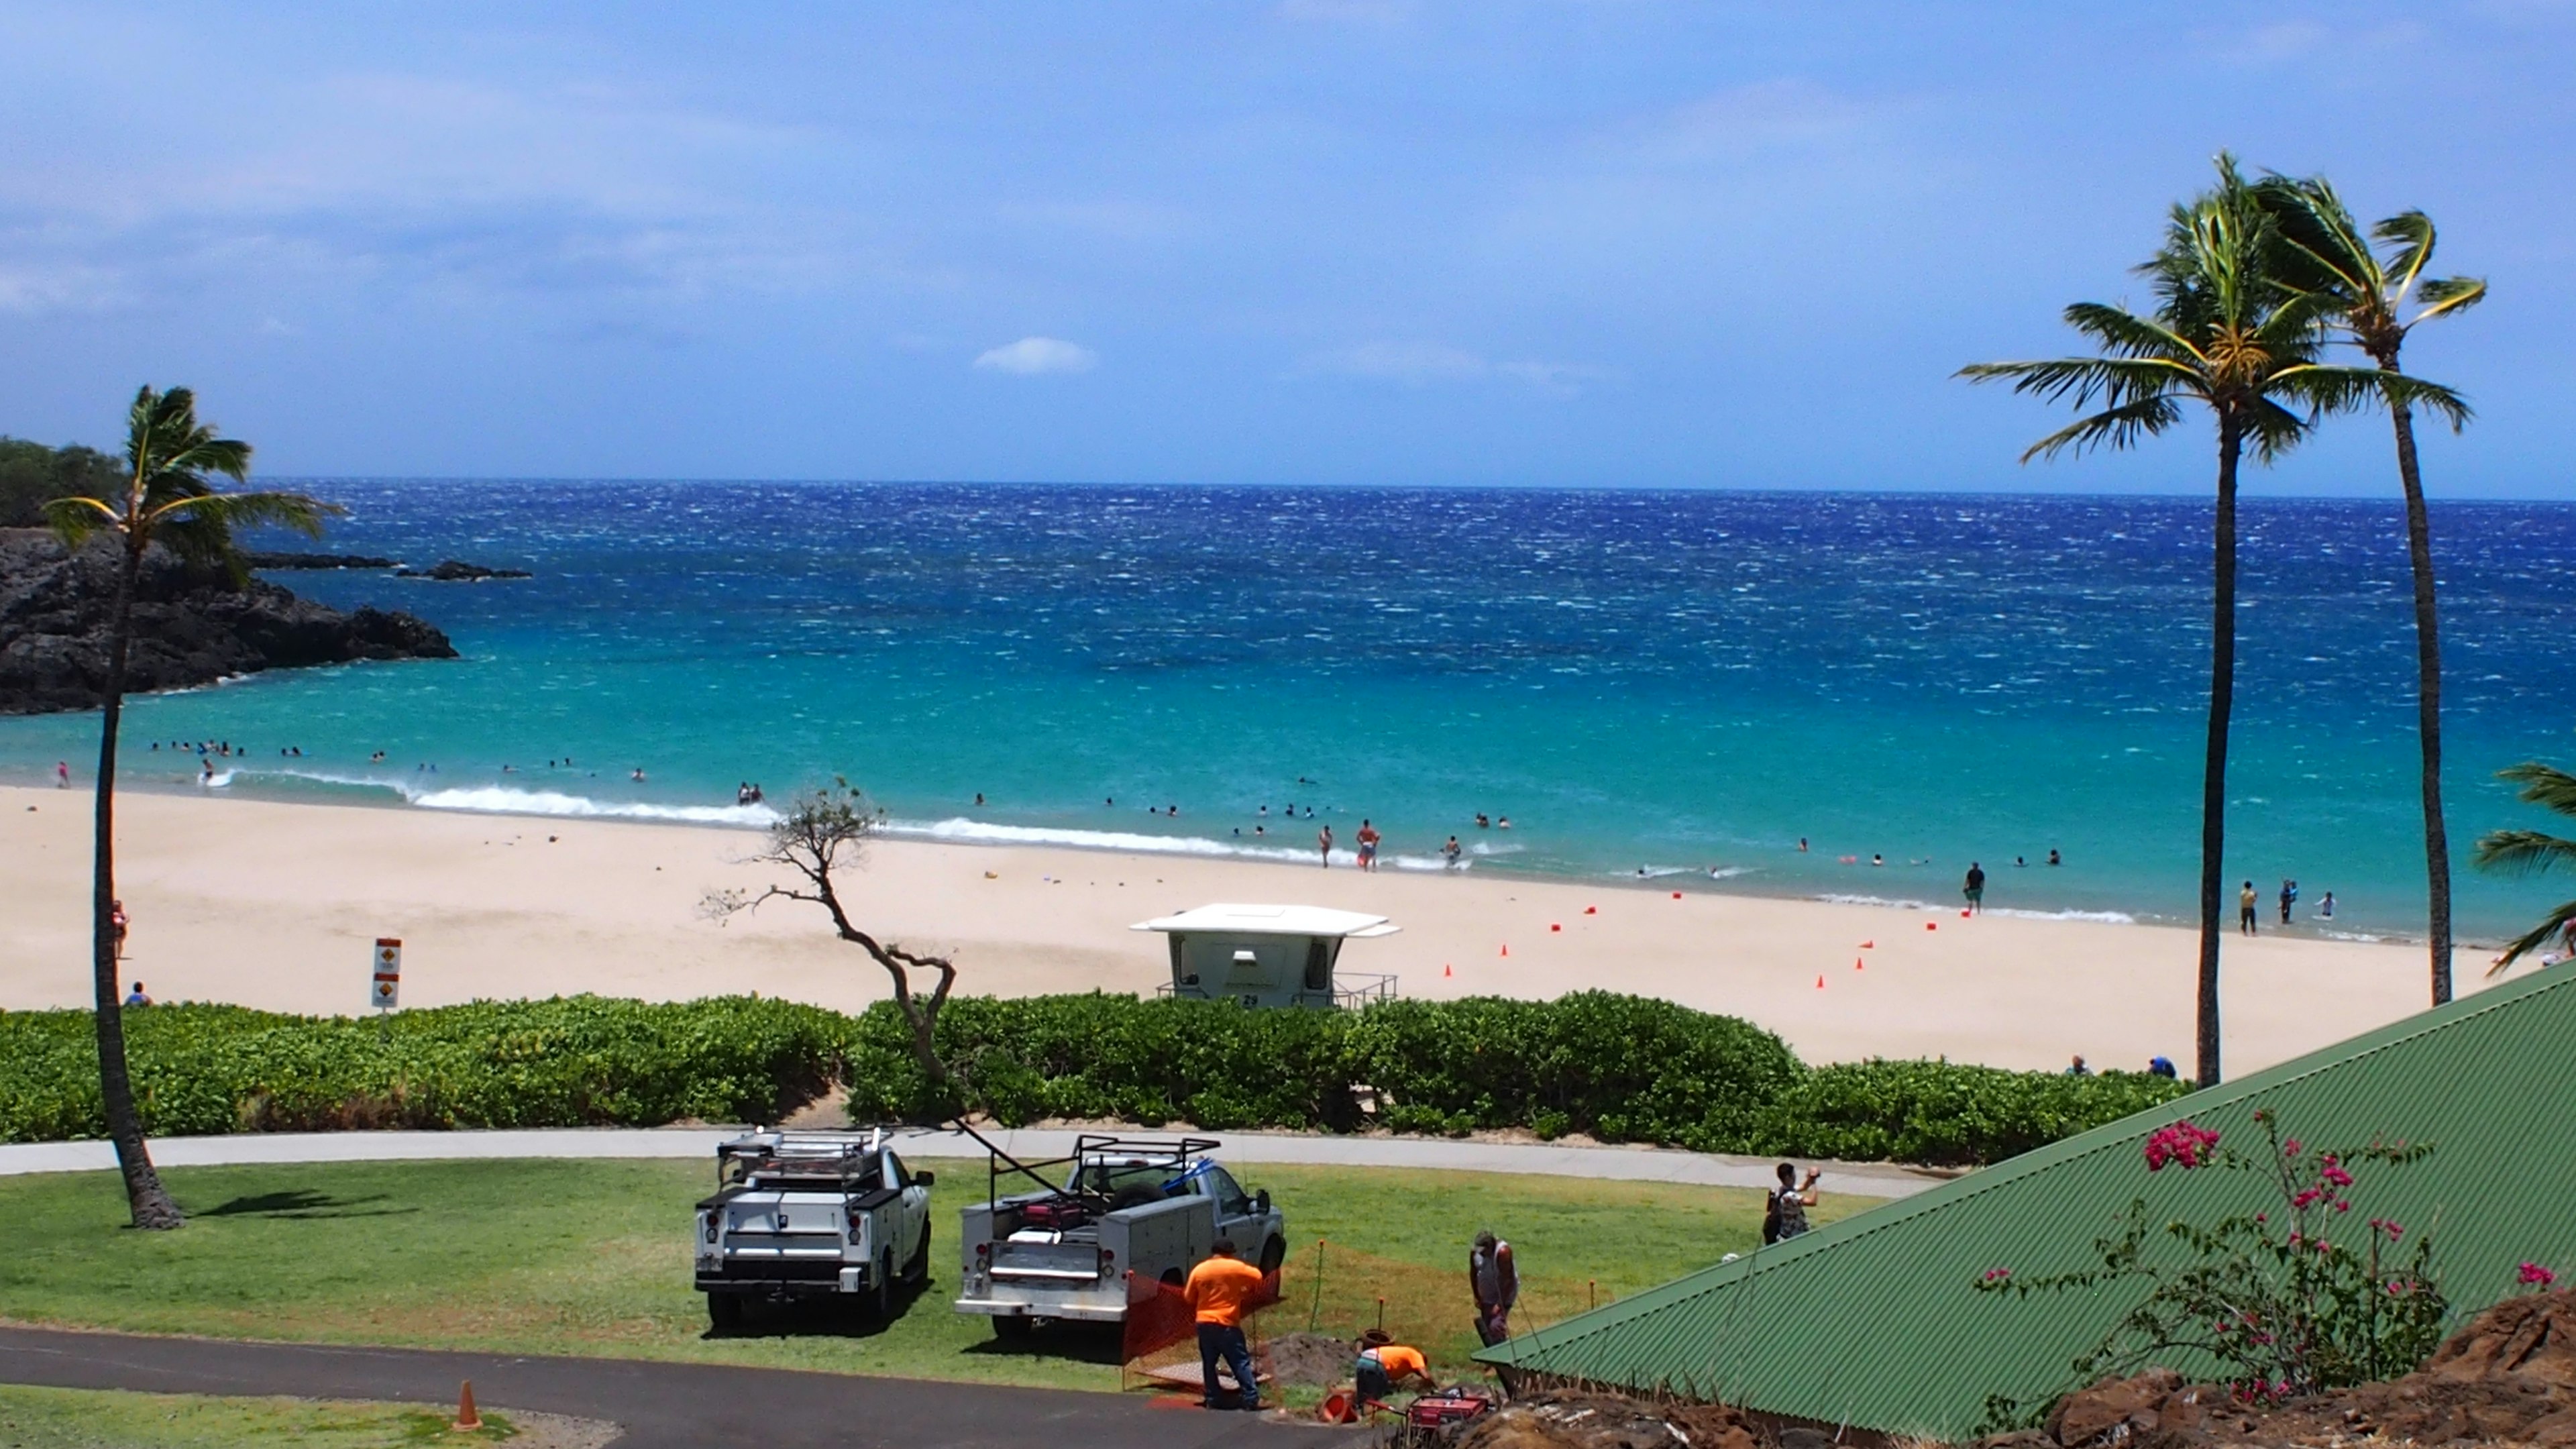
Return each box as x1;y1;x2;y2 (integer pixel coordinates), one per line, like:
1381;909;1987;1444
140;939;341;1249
0;1384;517;1449
0;1159;1855;1391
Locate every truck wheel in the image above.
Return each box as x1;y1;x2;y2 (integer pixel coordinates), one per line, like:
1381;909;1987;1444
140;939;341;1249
706;1293;742;1334
1258;1238;1285;1275
992;1315;1033;1341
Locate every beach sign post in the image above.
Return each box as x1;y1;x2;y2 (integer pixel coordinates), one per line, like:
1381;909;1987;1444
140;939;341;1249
371;938;401;1012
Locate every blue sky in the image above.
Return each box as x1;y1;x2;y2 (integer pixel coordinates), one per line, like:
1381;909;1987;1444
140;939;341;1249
3;2;2571;494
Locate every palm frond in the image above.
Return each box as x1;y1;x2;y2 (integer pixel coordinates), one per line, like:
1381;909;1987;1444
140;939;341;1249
2488;900;2576;975
2251;174;2381;301
2473;828;2576;879
2061;303;2201;362
1957;356;2196;410
2412;275;2486;324
40;495;120;547
2237;395;2314;465
2017;396;2184;462
2371;211;2438;296
2500;761;2576;816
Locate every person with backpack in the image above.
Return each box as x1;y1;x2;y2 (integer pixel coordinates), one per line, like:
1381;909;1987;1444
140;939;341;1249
1764;1163;1821;1244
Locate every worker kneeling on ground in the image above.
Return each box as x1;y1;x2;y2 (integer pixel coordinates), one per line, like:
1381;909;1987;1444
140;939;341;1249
1184;1238;1265;1412
1355;1329;1438;1405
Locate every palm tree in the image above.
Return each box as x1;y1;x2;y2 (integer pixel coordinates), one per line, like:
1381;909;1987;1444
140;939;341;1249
45;386;339;1230
2473;761;2576;972
1960;156;2463;1087
2251;176;2483;1007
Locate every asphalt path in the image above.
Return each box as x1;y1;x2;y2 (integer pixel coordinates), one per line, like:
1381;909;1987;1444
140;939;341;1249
0;1326;1338;1449
0;1127;1949;1197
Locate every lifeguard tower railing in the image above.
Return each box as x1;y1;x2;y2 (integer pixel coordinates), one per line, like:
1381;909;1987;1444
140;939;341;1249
1152;972;1399;1009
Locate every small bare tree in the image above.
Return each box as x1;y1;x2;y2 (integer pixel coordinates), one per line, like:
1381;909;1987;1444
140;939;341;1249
705;781;957;1092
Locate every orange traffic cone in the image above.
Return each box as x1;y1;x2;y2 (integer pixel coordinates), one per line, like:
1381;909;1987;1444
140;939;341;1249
1583;906;1597;915
453;1381;482;1432
1854;957;1864;970
1859;940;1874;949
1499;943;1509;957
1444;963;1453;977
1925;921;1937;931
1815;975;1825;989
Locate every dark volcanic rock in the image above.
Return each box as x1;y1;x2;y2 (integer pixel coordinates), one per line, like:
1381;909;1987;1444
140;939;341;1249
245;550;399;570
0;529;458;714
394;558;531;581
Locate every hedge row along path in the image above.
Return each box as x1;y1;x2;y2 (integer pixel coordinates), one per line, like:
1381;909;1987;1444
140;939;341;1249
0;1125;1951;1197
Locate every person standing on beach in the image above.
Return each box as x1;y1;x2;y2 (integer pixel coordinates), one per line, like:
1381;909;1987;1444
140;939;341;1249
110;901;129;959
2278;879;2298;925
1356;819;1381;872
55;759;69;788
1963;862;1986;914
1442;835;1462;869
1318;823;1334;868
2239;880;2259;935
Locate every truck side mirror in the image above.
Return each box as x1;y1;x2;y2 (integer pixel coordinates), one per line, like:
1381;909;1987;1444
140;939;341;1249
1255;1189;1271;1215
914;1170;936;1187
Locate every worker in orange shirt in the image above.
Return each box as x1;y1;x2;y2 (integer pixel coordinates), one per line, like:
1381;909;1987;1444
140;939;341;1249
1354;1328;1438;1405
1183;1238;1265;1411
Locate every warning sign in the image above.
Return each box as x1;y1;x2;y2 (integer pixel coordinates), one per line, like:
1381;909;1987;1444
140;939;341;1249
372;938;401;1011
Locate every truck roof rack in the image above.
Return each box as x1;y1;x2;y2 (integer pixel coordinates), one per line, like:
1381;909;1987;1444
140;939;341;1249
951;1122;1224;1208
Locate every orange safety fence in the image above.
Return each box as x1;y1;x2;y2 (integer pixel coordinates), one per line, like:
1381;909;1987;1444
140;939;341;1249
1120;1267;1283;1393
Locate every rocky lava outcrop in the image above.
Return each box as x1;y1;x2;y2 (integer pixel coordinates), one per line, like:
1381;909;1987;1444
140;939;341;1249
0;529;456;714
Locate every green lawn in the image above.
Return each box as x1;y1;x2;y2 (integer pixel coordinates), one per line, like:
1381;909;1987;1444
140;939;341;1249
0;1158;1854;1391
0;1385;518;1449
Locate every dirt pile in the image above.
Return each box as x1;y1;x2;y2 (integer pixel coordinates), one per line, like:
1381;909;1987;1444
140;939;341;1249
1265;1332;1355;1388
1452;1391;1765;1449
1996;1288;2576;1449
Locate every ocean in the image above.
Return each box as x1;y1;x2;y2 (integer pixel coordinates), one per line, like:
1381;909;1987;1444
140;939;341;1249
6;482;2572;943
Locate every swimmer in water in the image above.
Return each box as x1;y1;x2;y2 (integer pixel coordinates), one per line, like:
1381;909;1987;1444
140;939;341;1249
632;767;647;782
1442;835;1462;868
1871;853;1884;867
1797;837;1808;852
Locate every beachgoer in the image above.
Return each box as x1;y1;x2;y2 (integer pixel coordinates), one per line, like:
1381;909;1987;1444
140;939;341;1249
1870;853;1884;867
1356;819;1381;872
1443;835;1462;869
1797;837;1809;852
2239;880;2259;936
2047;848;2061;866
55;760;68;788
1963;862;1986;913
1318;824;1334;868
631;767;647;782
2279;879;2298;925
1258;804;1268;816
974;792;984;806
2066;1055;2091;1076
1469;1230;1517;1345
2015;855;2027;867
123;981;151;1008
1496;816;1511;829
110;901;129;959
1764;1164;1819;1244
1354;1330;1437;1403
2147;1056;2178;1079
2319;891;2334;920
200;759;215;783
1474;813;1489;829
1254;824;1265;837
1183;1238;1264;1411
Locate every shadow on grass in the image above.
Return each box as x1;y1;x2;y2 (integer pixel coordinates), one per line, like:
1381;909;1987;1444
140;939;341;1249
702;1274;949;1344
195;1189;418;1220
956;1320;1125;1366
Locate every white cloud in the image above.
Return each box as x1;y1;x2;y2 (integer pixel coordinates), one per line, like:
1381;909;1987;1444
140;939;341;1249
1308;341;1609;395
0;262;126;314
973;336;1099;374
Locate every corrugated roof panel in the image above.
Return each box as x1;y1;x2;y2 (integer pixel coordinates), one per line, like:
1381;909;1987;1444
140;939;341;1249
1477;963;2576;1438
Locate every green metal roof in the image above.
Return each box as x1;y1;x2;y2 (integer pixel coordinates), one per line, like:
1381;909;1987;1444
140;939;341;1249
1477;962;2576;1438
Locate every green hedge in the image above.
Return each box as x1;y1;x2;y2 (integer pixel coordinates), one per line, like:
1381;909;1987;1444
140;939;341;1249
0;992;2190;1166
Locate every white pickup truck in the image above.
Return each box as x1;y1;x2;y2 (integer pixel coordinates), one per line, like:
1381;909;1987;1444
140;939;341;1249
954;1134;1285;1338
694;1128;935;1329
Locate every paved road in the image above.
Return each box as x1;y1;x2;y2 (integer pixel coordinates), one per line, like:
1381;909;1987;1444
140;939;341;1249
0;1326;1334;1449
0;1127;1949;1197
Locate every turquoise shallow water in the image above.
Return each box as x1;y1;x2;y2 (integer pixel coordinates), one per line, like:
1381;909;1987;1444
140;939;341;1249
6;483;2573;942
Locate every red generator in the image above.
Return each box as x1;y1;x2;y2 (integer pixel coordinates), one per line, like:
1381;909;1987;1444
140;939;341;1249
1403;1389;1495;1441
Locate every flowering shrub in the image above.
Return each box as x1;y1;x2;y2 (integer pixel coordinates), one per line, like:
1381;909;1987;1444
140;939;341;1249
1976;1110;2445;1426
2519;1263;2557;1289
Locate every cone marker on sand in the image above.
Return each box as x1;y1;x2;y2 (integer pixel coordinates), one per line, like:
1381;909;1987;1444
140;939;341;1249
1671;892;1682;900
1815;975;1825;989
1550;924;1562;932
1499;944;1509;957
1444;963;1452;977
1859;940;1874;949
1855;958;1864;970
1584;906;1597;915
1926;921;1937;931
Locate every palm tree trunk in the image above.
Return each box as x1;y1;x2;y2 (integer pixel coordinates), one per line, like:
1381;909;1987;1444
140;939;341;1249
2387;398;2453;1005
93;539;183;1230
2196;421;2243;1088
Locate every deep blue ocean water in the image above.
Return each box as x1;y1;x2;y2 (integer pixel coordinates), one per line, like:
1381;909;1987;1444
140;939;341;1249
7;482;2573;941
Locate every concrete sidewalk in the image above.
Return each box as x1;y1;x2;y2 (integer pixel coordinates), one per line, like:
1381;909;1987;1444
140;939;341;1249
0;1126;1951;1197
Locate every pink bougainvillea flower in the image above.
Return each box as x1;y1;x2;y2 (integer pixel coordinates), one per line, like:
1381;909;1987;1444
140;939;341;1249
2145;1121;2221;1171
2520;1263;2557;1287
2334;1199;2353;1213
2283;1138;2302;1157
1982;1267;2012;1282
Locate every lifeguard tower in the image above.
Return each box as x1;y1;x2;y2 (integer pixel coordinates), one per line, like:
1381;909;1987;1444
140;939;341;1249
1132;903;1401;1010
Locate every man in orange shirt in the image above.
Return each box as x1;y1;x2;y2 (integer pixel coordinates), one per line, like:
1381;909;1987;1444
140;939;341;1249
1354;1328;1438;1404
1183;1238;1265;1411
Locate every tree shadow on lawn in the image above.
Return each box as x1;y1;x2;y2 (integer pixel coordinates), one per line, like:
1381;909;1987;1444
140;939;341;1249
193;1189;419;1220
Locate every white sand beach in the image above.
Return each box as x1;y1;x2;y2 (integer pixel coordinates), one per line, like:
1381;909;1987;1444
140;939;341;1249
3;784;2491;1074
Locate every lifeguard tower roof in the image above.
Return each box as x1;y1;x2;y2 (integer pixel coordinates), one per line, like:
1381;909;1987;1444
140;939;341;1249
1130;903;1401;938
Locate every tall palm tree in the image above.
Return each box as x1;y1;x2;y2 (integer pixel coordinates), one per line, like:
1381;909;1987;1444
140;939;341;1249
45;386;339;1230
1960;156;2463;1087
2473;761;2576;972
2251;176;2483;1007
